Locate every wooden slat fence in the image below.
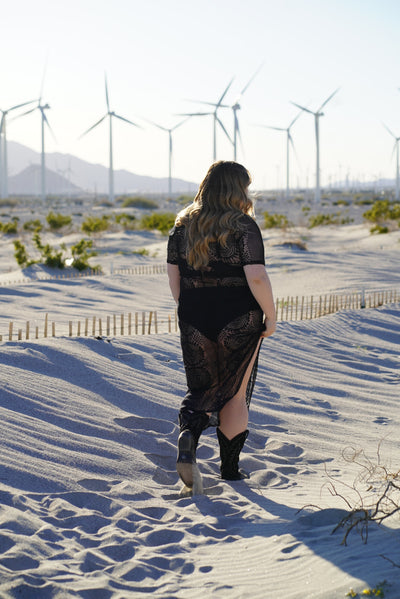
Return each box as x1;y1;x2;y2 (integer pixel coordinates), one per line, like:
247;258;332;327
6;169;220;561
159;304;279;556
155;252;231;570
0;288;398;342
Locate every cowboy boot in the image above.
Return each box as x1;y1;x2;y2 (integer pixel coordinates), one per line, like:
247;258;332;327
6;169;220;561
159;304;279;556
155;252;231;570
217;428;249;480
176;411;209;488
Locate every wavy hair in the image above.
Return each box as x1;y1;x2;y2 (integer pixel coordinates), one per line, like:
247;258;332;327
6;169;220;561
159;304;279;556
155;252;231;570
176;161;254;270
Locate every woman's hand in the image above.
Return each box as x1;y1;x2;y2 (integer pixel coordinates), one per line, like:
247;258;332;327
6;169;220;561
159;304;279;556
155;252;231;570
260;318;276;338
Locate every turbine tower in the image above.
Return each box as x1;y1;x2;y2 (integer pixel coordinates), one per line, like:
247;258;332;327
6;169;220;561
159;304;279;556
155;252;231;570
231;64;264;161
18;95;55;201
179;79;234;161
145;117;188;197
292;88;340;202
256;111;302;199
80;75;141;202
383;123;400;201
0;100;36;198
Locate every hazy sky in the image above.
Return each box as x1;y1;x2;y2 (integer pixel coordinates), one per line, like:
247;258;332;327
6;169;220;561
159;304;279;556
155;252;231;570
1;0;400;189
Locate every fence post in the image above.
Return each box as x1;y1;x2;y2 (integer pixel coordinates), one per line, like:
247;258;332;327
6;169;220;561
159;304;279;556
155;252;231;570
44;313;48;338
26;321;30;340
142;312;146;335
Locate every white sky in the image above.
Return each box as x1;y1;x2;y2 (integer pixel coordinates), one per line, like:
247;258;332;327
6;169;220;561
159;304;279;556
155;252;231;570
1;0;400;189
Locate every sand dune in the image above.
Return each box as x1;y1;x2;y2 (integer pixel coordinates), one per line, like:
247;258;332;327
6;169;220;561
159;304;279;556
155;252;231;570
0;216;399;597
0;304;399;597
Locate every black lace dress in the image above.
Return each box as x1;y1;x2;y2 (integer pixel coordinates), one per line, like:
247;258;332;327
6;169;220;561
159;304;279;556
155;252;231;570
167;214;265;419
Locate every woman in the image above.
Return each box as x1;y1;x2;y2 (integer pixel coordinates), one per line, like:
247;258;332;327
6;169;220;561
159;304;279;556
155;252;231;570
167;161;276;489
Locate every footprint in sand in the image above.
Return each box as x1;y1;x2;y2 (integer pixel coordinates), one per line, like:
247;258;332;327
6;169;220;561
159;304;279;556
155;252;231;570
78;478;113;492
374;416;390;425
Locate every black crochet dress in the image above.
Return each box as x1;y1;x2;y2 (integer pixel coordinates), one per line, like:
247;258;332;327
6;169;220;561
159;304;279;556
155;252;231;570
167;214;265;419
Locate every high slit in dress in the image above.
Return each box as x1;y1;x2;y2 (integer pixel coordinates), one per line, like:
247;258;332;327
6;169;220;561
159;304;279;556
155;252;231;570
167;214;266;422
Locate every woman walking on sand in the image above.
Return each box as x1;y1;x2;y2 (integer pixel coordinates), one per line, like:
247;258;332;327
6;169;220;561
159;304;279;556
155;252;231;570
167;161;276;490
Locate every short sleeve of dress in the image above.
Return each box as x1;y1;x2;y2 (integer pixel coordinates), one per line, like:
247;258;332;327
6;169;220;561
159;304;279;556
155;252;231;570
238;216;265;266
167;226;179;264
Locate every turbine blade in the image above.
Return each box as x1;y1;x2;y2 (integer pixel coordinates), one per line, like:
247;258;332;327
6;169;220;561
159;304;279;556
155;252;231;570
79;114;108;138
216;115;233;144
239;62;264;97
143;117;167;131
39;60;47;101
288;110;303;129
42;110;57;143
263;125;286;132
217;77;235;107
171;117;190;131
391;141;397;160
9;99;37;112
105;74;110;111
175;111;212;117
290;101;315;115
382;122;396;139
0;114;4;134
318;87;340;112
113;113;141;128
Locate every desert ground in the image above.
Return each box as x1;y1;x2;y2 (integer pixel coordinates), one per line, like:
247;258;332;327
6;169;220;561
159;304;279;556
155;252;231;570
0;192;399;598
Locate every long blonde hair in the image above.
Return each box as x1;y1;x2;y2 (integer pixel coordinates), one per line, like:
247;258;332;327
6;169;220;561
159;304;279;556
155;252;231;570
176;161;253;270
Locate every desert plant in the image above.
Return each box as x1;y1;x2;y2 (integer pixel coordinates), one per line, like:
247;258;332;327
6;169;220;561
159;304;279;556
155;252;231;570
23;219;43;232
33;232;65;268
308;213;340;228
46;211;72;230
0;220;18;234
363;199;400;224
121;196;158;209
370;224;389;234
69;238;99;271
263;211;289;229
140;212;175;233
115;213;137;228
13;240;37;268
81;215;110;234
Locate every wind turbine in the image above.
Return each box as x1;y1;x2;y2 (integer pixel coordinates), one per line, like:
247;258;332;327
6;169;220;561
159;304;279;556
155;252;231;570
179;79;234;161
144;117;188;197
17;90;55;202
256;111;302;199
80;75;141;202
383;123;400;201
231;64;264;161
291;88;340;202
0;100;36;198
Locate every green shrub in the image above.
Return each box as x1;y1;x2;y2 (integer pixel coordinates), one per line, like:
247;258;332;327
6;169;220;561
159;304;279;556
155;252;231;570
13;240;37;268
133;248;150;256
46;211;72;230
333;199;350;206
263;211;289;229
370;224;389;234
23;219;43;232
0;220;18;234
33;232;65;268
70;239;98;271
115;213;137;228
81;215;110;234
140;212;176;234
121;196;158;209
308;213;342;228
363;199;400;223
301;205;311;213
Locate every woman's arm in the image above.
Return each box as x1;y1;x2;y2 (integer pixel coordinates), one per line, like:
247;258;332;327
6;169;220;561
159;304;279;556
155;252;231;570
244;264;276;338
167;263;180;304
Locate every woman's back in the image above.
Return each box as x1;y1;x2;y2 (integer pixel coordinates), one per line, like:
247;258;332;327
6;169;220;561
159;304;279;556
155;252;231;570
167;214;265;290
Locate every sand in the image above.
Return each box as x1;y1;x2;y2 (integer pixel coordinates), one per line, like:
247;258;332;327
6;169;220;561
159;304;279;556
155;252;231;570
0;205;399;598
